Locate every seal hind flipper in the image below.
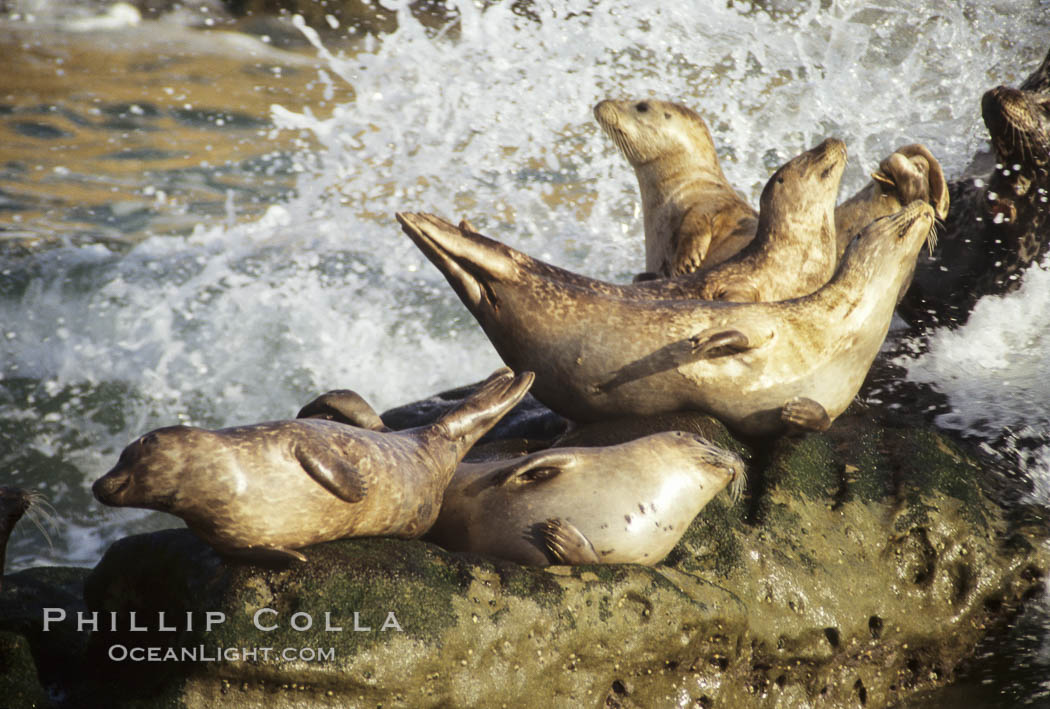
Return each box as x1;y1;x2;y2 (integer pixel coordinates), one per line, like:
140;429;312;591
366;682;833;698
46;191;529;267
295;443;368;503
781;396;832;433
297;390;389;431
540;518;600;565
433;367;535;443
595;329;751;393
875;147;951;221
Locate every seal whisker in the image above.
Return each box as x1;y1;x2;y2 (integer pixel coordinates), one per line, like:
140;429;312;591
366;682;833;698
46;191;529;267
22;492;57;551
728;464;748;503
927;218;941;254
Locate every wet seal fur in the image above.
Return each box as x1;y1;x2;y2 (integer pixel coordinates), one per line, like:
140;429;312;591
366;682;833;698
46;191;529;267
396;202;936;436
92;367;534;563
594;98;758;278
631;137;848;302
427;432;746;565
898;47;1050;331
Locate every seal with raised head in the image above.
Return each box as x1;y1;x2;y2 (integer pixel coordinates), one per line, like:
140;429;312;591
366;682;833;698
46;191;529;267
396;201;935;436
594;98;758;279
631;137;848;302
93;367;535;562
426;431;746;566
900;45;1050;331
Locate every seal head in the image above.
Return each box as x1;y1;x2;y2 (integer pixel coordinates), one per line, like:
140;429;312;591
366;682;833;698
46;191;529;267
594;98;758;277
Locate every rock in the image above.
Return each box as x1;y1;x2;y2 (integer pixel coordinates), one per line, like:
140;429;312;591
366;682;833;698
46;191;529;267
46;409;1048;708
0;630;49;709
0;565;93;707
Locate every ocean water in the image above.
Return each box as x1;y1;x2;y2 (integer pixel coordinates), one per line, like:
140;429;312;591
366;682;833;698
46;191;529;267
2;1;1050;700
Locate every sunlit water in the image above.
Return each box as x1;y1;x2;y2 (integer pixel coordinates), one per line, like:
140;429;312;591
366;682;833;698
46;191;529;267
2;0;1050;703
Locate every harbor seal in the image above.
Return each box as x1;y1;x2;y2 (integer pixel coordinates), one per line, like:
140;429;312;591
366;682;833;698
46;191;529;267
396;201;935;436
426;432;746;565
593;98;758;278
92;367;535;562
899;45;1050;330
630;137;848;302
0;487;50;590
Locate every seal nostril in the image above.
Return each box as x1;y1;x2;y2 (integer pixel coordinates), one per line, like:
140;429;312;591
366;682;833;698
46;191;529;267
635;101;649;113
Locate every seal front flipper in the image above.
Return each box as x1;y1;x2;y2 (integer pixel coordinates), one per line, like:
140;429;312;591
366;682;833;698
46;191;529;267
540;518;600;564
671;211;713;275
595;329;751;393
780;396;832;433
295;443;368;503
673;328;751;365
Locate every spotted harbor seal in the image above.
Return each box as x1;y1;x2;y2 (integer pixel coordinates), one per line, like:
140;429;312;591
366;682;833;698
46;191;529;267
630;137;848;302
396;201;935;436
0;487;51;590
899;45;1050;331
92;367;535;562
594;98;758;278
426;432;746;565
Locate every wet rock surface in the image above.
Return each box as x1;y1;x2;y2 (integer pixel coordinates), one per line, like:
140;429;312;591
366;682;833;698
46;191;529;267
3;403;1047;708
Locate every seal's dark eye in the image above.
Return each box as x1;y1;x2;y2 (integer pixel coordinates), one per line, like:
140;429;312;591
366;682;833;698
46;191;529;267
664;112;672;119
521;467;560;483
635;102;649;113
777;177;784;184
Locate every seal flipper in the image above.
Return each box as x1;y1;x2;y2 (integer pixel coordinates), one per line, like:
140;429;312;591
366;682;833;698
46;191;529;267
596;329;751;393
432;367;535;448
781;396;832;432
671;211;712;275
895;144;950;220
674;329;751;363
541;518;600;565
297;390;388;431
295;443;368;503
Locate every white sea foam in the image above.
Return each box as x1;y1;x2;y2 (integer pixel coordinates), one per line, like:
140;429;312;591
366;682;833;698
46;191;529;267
904;262;1050;507
2;0;1048;568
